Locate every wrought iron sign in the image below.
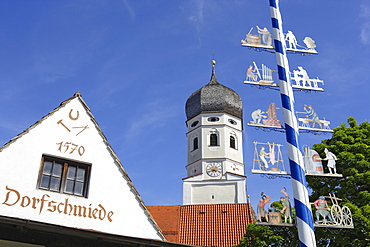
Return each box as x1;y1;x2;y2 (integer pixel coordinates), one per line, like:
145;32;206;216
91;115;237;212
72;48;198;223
252;141;287;175
241;26;318;54
245;62;324;92
303;146;342;177
313;194;353;228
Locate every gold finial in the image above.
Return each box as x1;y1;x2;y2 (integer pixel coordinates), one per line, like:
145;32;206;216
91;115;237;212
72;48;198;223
211;60;216;66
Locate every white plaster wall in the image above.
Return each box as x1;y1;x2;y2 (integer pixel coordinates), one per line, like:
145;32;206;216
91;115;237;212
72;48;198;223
0;98;162;240
191;183;237;204
224;160;245;176
187;128;201;164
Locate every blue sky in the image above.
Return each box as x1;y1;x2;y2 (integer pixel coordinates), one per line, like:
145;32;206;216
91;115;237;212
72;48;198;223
0;1;369;211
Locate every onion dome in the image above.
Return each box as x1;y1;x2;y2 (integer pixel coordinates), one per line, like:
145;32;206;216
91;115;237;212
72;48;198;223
185;61;243;121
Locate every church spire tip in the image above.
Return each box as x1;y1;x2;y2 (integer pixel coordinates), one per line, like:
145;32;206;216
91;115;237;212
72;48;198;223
210;59;218;84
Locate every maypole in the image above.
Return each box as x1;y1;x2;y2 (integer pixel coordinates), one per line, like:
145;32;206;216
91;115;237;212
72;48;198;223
269;0;316;246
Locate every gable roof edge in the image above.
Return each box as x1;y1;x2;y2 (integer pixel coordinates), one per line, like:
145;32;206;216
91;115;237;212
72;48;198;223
0;92;165;240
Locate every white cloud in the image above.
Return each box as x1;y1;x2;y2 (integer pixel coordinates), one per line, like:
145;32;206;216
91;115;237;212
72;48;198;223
122;0;136;21
186;0;205;45
188;0;204;24
361;22;370;44
125;99;178;141
360;4;370;44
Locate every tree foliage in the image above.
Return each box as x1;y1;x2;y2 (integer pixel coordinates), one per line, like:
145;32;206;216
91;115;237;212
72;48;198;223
235;224;299;247
235;224;285;247
237;118;370;246
307;117;370;246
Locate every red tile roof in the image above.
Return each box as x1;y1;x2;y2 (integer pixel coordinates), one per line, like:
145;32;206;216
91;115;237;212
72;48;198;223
148;203;254;247
148;206;181;243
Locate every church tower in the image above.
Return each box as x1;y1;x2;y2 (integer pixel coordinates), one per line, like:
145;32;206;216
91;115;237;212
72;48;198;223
183;61;246;205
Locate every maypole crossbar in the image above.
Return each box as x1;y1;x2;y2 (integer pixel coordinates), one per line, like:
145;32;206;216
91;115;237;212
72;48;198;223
269;0;316;246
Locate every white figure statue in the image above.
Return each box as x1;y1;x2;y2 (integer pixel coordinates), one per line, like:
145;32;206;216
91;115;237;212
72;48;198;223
323;148;338;174
285;30;297;49
297;66;311;87
292;69;302;86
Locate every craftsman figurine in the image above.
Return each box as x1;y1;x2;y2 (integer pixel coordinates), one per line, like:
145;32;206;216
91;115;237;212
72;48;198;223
259;146;269;171
323;148;338;174
256;26;272;46
304;104;322;129
257;193;272;222
314;196;333;223
251;109;267;125
280;188;292;223
285;30;297;49
246;65;258;81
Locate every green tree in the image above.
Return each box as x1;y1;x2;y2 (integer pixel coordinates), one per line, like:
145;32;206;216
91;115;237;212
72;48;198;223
235;224;298;247
235;224;285;247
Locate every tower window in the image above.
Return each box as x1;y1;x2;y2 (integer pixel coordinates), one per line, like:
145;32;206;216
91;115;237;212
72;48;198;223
191;121;199;127
210;133;218;146
207;117;220;122
230;136;236;149
193;137;199;150
38;155;91;198
228;119;237;125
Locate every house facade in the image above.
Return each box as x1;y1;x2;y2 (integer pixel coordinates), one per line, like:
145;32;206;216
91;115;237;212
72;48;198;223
0;92;191;247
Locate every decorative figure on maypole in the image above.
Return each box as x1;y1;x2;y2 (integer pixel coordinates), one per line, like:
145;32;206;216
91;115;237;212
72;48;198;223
241;26;318;54
314;196;333;223
252;141;287;174
251;109;267;124
285;30;298;49
303;146;342;177
244;61;324;91
304;105;322;128
245;61;275;86
241;26;273;47
256;26;272;46
257;193;272;222
303;146;324;175
249;103;281;129
312;194;353;228
303;37;317;51
290;66;324;91
297;105;333;132
246;65;259;82
259;146;269;171
280;188;292;223
323;148;338;174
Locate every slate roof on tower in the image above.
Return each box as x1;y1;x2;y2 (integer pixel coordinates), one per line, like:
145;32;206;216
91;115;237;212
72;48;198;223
185;66;243;121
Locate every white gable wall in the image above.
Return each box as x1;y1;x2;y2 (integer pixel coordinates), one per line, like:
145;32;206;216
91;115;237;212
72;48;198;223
0;97;163;240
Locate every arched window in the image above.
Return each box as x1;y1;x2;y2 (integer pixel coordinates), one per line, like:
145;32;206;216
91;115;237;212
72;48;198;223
230;136;236;149
210;133;218;146
193;137;199;150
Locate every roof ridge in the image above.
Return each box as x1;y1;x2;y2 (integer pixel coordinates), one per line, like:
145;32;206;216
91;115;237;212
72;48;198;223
0;93;79;152
0;92;165;240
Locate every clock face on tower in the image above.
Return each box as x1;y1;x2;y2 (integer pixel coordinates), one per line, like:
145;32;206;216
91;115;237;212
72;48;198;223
206;162;222;177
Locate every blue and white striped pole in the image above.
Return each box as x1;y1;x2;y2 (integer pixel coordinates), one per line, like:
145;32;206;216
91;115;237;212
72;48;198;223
269;1;316;246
